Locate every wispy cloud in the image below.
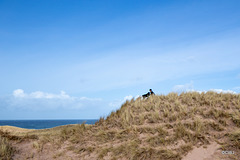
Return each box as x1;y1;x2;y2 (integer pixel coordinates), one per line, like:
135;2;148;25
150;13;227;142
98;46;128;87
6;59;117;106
233;87;240;92
209;89;237;94
13;89;70;99
172;82;238;94
1;89;102;111
172;81;194;93
109;95;140;109
58;29;240;92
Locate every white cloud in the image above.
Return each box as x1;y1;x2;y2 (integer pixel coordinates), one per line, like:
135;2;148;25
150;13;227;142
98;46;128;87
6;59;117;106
13;89;71;99
123;95;134;101
172;81;194;93
209;89;237;94
172;82;238;94
13;89;25;98
79;97;102;101
109;95;140;109
2;89;103;111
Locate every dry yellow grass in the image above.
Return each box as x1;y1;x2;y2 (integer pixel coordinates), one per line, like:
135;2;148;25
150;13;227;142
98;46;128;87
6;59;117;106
1;92;240;159
0;126;34;134
0;135;15;160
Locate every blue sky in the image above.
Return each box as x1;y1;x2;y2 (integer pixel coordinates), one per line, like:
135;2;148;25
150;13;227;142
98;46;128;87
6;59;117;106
0;0;240;119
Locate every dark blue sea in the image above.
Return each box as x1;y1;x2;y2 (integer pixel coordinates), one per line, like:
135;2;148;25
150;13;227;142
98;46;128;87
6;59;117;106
0;119;98;129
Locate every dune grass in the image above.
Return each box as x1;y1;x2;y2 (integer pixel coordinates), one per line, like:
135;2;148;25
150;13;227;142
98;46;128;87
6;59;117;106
0;135;15;160
1;92;240;159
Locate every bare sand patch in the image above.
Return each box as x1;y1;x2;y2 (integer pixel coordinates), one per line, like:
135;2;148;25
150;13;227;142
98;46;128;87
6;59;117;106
183;142;220;160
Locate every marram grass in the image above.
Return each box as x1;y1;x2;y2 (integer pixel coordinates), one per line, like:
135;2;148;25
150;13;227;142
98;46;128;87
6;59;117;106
1;92;240;159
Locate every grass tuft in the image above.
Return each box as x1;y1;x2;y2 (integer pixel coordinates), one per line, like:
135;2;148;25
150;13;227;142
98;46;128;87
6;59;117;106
0;136;15;160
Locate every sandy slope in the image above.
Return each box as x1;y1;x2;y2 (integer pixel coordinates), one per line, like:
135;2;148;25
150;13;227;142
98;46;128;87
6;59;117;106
1;92;239;160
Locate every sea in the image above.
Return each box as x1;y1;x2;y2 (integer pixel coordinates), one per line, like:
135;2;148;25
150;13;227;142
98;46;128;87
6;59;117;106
0;119;98;129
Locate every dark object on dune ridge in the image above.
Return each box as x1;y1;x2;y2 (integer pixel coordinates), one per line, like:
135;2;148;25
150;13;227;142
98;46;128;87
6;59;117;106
142;89;155;98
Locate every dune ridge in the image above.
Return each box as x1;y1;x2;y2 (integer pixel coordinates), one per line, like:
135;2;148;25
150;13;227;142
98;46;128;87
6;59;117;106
1;92;240;160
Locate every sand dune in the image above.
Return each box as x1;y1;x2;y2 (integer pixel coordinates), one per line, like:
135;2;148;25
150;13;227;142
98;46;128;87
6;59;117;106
1;92;239;159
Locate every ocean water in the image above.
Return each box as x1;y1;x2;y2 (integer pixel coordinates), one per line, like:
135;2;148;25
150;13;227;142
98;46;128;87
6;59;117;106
0;119;98;129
